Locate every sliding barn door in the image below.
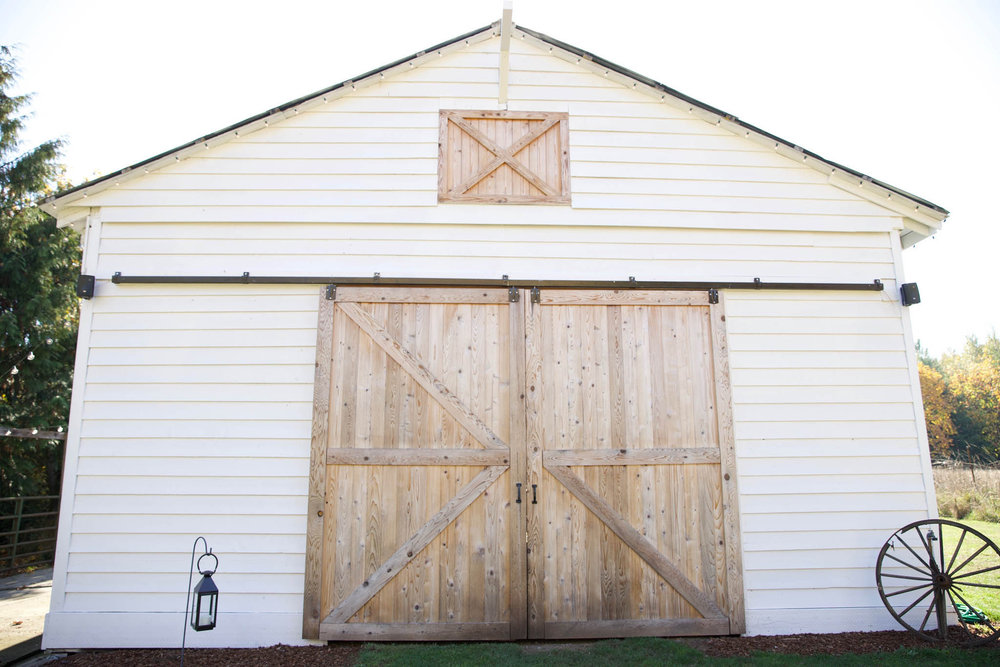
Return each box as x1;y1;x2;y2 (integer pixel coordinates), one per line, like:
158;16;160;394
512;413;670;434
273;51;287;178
305;287;744;641
303;288;527;641
523;290;744;638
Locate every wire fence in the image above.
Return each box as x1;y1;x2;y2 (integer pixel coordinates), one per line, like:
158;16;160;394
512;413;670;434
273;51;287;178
0;495;60;575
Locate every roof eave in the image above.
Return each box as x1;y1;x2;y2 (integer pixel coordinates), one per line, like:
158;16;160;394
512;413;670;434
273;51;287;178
44;19;949;239
42;22;501;215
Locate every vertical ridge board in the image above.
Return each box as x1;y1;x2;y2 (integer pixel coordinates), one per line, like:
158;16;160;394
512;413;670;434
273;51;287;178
523;297;545;638
710;295;746;634
509;292;529;639
303;294;335;639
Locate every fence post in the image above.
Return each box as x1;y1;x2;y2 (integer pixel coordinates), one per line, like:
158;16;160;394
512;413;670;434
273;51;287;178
9;498;24;570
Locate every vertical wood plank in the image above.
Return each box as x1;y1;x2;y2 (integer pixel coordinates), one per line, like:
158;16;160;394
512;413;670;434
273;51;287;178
303;294;335;639
509;292;528;639
523;296;545;638
710;295;745;634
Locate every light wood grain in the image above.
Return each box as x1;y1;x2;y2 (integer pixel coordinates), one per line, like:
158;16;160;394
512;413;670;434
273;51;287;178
302;294;335;639
710;295;746;634
523;298;545;638
543;448;721;466
338;302;507;450
327;448;510;466
538;290;711;306
325;465;506;624
438;110;570;205
320;621;511;641
545;464;725;620
508;292;529;639
335;287;510;304
545;617;730;639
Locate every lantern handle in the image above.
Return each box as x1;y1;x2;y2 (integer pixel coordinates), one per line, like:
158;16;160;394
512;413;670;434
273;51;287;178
197;551;218;575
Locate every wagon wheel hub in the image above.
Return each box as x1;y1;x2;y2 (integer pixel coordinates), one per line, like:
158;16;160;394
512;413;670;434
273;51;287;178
933;573;952;589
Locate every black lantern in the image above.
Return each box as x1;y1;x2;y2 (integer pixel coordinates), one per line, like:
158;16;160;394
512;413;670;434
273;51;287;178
181;537;220;666
190;552;219;631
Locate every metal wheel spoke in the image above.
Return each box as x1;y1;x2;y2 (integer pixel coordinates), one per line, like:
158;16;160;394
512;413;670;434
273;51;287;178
918;594;937;632
953;581;1000;590
945;527;967;575
881;572;934;582
898;587;935;617
897;534;934;573
884;549;932;577
885;582;934;598
950;543;989;577
950;586;999;634
952;563;1000;580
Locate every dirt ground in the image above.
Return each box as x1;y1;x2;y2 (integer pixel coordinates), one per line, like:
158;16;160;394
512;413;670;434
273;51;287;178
48;630;1000;665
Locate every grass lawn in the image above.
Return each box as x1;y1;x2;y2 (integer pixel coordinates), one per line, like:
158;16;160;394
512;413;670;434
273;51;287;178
945;519;1000;622
356;637;999;665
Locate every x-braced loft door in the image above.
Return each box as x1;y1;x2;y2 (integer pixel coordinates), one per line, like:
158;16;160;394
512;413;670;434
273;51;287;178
303;288;744;641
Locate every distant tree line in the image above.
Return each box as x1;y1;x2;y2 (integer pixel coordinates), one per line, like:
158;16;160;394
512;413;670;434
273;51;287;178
919;333;1000;464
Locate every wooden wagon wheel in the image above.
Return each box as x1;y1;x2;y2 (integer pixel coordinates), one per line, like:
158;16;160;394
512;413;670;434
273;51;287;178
876;518;1000;646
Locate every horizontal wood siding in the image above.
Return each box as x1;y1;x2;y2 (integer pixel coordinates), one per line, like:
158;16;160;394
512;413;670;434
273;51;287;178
726;290;930;613
50;34;930;645
65;285;318;616
86;37;900;244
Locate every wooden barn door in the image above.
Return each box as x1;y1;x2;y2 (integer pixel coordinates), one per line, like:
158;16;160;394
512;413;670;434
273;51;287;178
303;288;527;641
305;287;743;641
523;290;744;638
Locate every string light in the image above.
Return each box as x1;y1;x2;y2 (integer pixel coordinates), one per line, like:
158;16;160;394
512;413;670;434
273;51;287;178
10;366;17;375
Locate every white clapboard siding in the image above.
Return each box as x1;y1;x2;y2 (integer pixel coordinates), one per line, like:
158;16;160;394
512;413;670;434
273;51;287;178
48;32;934;647
92;224;897;283
63;592;303;614
75;475;306;496
96;206;900;234
725;287;929;632
85;36;898;231
68;552;304;574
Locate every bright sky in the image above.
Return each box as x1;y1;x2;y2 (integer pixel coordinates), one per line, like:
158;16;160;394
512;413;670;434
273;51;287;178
2;0;997;356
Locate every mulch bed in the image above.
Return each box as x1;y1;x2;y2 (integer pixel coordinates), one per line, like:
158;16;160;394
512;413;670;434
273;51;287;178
680;629;998;657
48;631;1000;664
53;643;362;666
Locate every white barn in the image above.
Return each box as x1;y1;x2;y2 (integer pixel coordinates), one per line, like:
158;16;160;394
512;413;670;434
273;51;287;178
41;13;947;649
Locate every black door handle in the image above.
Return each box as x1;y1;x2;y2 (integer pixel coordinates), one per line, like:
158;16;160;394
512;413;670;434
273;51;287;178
516;482;522;504
531;484;537;504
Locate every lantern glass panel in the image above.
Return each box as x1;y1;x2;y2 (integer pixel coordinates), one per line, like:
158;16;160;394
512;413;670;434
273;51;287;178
191;573;218;631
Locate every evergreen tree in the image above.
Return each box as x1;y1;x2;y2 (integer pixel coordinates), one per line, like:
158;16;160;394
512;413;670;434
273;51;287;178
0;46;80;497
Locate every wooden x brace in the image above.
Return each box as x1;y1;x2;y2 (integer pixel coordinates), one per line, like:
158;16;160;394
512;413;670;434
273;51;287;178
448;116;560;197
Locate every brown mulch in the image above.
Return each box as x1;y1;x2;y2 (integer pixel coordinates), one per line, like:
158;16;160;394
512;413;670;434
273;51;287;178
46;631;1000;665
53;642;362;666
679;629;996;657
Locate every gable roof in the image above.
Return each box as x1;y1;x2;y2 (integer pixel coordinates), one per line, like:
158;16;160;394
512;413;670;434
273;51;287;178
42;20;948;245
